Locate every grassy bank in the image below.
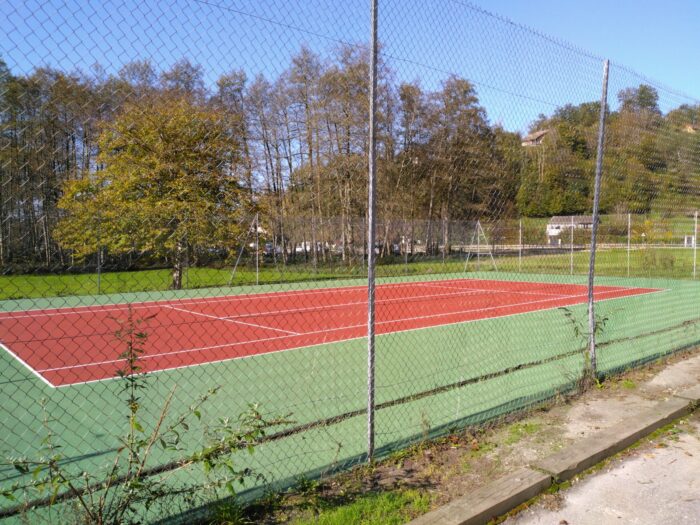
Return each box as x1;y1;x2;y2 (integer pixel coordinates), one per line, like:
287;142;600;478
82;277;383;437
1;245;697;301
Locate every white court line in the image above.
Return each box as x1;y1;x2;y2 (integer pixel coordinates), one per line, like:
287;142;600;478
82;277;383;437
0;280;426;320
224;287;488;319
0;342;56;388
0;285;554;344
163;305;299;335
0;277;602;320
38;287;666;375
416;282;576;298
222;282;588;320
47;288;668;388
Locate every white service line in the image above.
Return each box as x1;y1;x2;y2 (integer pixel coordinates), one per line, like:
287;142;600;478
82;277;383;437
224;287;488;319
0;285;570;345
48;287;668;387
38;287;665;375
0;277;603;320
0;279;568;321
416;282;577;298
163;305;299;335
0;280;426;320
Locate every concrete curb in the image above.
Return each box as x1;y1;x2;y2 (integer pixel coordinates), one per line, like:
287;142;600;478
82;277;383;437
532;396;691;481
407;386;698;525
408;468;550;525
674;384;700;402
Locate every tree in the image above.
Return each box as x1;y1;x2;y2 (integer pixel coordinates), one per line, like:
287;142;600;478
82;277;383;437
0;57;13;265
618;84;660;115
516;106;595;217
55;93;250;289
159;58;205;99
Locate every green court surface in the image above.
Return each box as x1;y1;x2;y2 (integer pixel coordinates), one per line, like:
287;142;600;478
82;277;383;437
1;270;699;521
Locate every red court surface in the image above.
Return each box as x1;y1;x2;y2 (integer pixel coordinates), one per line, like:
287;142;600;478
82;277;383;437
0;279;660;387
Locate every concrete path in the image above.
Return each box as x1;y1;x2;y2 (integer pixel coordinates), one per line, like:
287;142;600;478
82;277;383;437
409;353;700;525
504;412;700;525
504;354;700;525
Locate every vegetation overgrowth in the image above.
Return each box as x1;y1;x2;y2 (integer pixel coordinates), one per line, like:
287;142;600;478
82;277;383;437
1;309;290;523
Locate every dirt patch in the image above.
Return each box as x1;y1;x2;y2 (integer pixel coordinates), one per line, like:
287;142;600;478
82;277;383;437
561;394;657;438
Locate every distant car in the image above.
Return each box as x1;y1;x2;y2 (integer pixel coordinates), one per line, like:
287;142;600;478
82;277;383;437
294;241;317;254
263;242;283;256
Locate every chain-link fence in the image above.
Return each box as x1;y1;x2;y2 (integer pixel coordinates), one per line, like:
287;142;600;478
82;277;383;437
2;0;699;522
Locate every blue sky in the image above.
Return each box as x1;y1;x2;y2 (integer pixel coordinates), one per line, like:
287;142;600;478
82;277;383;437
2;0;698;133
470;0;700;99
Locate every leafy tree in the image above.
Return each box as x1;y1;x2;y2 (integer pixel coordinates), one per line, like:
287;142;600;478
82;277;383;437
516;104;595;217
5;51;700;271
118;59;157;94
618;84;660;114
553;102;601;129
159;58;205;99
55;93;250;289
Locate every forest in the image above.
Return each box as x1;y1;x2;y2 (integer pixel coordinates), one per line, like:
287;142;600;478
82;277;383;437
1;46;700;283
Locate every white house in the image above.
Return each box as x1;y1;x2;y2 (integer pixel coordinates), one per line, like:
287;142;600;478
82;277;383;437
546;215;594;238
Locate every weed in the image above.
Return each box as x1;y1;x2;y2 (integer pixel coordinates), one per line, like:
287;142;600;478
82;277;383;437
469;441;497;458
388;445;417;469
290;489;430;525
504;423;541;445
1;308;291;523
559;306;610;391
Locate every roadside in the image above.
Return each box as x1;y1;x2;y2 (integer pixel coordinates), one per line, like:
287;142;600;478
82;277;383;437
408;349;700;525
501;411;700;524
209;348;700;524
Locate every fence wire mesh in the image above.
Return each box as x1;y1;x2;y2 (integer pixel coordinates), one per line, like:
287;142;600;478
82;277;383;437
1;0;699;522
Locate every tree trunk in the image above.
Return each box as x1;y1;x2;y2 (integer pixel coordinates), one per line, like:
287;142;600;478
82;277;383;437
426;174;436;255
441;205;450;261
171;241;185;290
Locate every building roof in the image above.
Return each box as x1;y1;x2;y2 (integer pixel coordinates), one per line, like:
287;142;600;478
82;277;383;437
521;129;550;147
549;215;594;225
523;129;549;142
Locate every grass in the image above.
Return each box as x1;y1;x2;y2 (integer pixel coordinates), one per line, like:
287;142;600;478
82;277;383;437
621;379;637;389
1;245;698;301
0;266;356;301
289;489;431;525
469;440;497;458
2;210;697;301
504;422;542;445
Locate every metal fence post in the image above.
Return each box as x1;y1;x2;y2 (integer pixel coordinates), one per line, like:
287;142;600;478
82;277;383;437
366;0;379;463
570;215;574;275
97;247;102;294
627;212;631;278
587;59;610;377
96;213;102;295
184;232;189;290
476;220;481;271
255;212;260;286
694;210;698;279
404;221;409;273
518;219;522;272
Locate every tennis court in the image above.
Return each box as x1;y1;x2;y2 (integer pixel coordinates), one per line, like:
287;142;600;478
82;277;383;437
0;278;659;388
